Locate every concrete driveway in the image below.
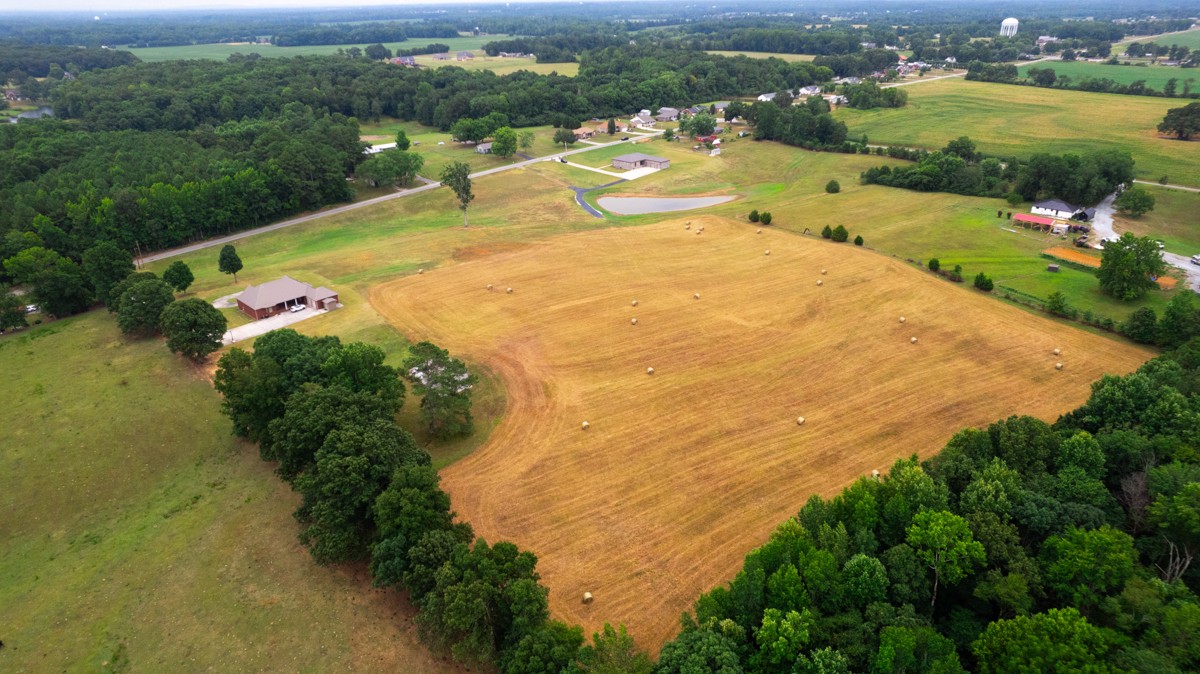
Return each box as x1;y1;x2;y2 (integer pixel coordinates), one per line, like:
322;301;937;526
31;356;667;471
222;307;329;345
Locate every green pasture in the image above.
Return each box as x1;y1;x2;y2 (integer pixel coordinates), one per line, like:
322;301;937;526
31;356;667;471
584;138;1176;325
0;313;466;673
1117;28;1200;50
833;78;1200;187
1017;59;1197;89
1115;185;1200;256
409;53;579;76
705;50;817;62
127;34;506;62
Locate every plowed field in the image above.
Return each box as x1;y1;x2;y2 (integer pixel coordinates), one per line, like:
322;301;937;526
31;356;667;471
371;215;1150;651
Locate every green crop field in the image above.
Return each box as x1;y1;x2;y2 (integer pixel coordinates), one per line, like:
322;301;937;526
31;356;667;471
1017;59;1196;90
0;313;471;672
833;77;1199;187
1117;27;1200;50
705;50;816;62
127;35;506;62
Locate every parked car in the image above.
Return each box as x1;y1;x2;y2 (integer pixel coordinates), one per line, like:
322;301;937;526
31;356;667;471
289;304;306;313
24;305;37;314
1191;254;1200;266
559;157;568;163
621;136;629;140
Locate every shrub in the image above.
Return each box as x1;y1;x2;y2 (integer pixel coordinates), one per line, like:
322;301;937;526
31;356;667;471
760;212;773;225
831;225;849;242
1159;176;1169;185
928;258;941;272
1045;291;1076;318
974;272;994;291
1005;192;1024;206
825;179;841;194
749;209;760;222
821;225;833;239
854;235;864;246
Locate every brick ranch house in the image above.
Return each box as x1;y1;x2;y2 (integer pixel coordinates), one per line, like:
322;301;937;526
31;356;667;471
236;276;339;320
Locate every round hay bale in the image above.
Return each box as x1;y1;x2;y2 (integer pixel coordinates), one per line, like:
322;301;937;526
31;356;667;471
693;293;700;300
486;284;493;291
872;469;880;479
816;280;823;286
418;268;424;275
757;229;762;234
821;269;828;275
1056;362;1064;370
632;300;638;307
899;316;906;323
631;318;638;325
699;226;704;232
646;367;655;375
796;416;806;426
696;230;702;236
685;223;691;230
581;421;590;430
506;287;513;294
765;250;771;256
1053;347;1061;356
911;337;918;344
582;592;593;604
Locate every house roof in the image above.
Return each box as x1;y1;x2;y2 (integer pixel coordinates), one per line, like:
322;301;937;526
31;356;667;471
657;107;679;115
239;276;336;310
1033;198;1078;212
1014;213;1056;226
713;102;730;109
613;152;669;163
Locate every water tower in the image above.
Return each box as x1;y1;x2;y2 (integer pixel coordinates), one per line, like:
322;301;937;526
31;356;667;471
1000;17;1019;37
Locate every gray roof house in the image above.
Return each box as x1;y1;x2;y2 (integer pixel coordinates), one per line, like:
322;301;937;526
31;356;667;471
656;107;680;121
236;276;339;320
1031;199;1080;219
612;153;671;170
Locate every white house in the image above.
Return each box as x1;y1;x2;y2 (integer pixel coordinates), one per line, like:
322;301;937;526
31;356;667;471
1031;199;1078;220
797;85;823;96
628;110;656;129
757;92;777;102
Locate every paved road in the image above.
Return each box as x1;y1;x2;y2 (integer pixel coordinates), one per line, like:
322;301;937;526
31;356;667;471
881;56;1057;89
221;306;329;345
1092;190;1200;291
137;133;659;265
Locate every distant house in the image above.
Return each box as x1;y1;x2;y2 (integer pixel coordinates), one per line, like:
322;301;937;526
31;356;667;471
713;102;730;111
390;56;417;66
612;153;670;170
596;121;625;134
757;92;778;102
656;107;680;122
797;85;823;96
628;110;656;129
433;53;450;60
497;51;527;58
1031;199;1079;220
236;276;339;320
574;127;596;139
475;142;494;154
3;89;20;102
680;106;705;117
694;134;721;144
457;51;474;61
945;56;958;64
834;77;862;85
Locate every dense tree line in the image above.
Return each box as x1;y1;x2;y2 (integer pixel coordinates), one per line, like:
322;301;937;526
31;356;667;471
482;33;625;63
861;136;1135;205
679;27;865;56
658;342;1200;672
841;81;908;109
0;106;361;263
211;329;651;672
812;50;901;77
272;22;459;47
0;43;140;81
745;97;850;149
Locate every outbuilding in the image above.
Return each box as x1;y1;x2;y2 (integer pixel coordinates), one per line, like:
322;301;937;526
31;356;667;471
611;153;671;170
1031;199;1079;220
236;276;339;320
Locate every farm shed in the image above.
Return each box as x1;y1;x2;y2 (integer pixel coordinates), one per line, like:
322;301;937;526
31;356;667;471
1031;199;1079;220
1013;213;1056;231
475;142;494;154
612;153;671;170
236;276;338;320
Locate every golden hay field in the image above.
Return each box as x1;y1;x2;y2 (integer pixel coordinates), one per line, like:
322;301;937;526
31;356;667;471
371;215;1151;650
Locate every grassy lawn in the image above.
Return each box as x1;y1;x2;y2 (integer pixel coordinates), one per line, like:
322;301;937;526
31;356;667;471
1016;59;1196;89
705;50;816;62
127;35;505;62
833;78;1199;187
1114;184;1200;256
0;313;466;673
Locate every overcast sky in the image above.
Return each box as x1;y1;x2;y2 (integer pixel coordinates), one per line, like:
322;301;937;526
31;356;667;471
5;0;530;10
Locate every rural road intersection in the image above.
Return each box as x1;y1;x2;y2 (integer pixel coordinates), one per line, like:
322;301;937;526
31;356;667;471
137;131;660;265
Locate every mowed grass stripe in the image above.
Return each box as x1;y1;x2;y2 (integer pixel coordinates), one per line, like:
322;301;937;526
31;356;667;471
370;215;1150;652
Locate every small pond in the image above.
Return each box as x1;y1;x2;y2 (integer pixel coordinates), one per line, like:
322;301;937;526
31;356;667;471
597;195;735;215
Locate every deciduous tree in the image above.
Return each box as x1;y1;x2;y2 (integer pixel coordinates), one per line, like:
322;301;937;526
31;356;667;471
906;510;985;609
972;608;1121;673
116;278;175;336
160;298;227;361
440;161;475;228
218;244;243;283
81;241;134;306
492;126;519;158
1098;233;1167;300
162;260;194;293
1115;187;1156;217
403;341;477;439
1157;101;1200;140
